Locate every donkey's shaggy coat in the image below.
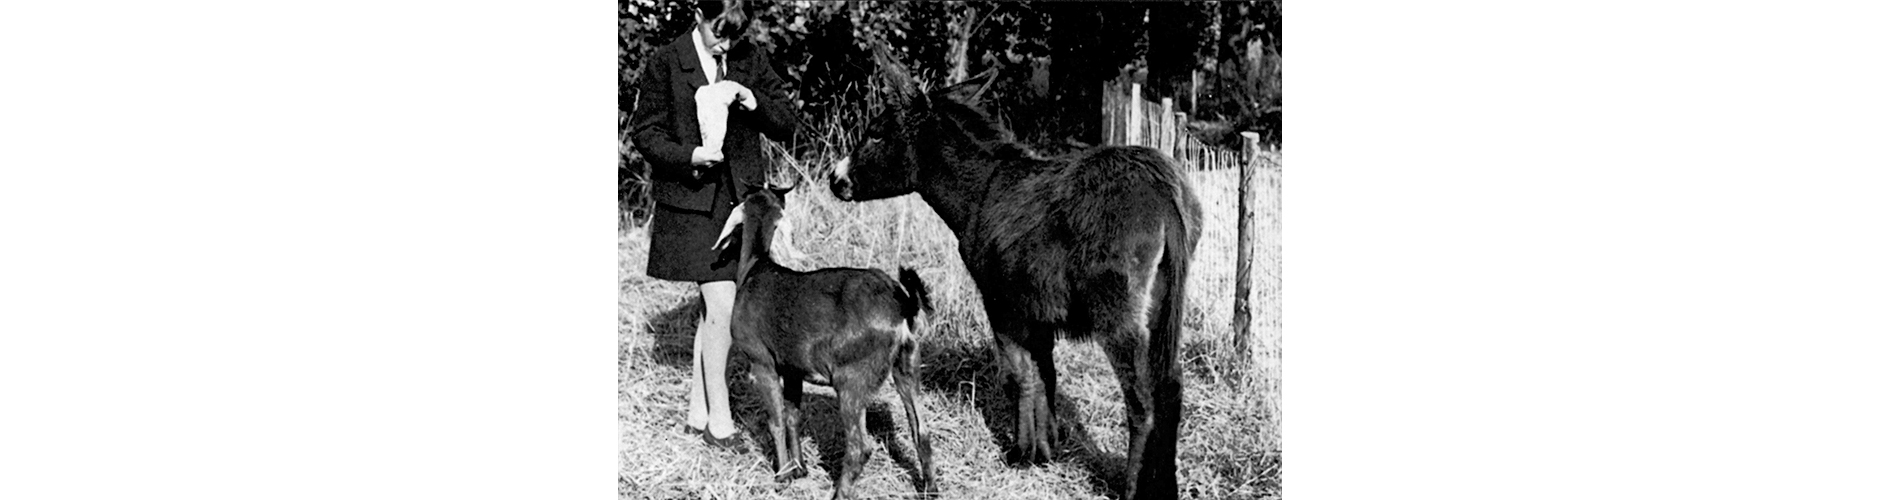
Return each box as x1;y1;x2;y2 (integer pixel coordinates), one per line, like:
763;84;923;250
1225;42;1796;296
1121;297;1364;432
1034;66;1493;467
830;59;1203;499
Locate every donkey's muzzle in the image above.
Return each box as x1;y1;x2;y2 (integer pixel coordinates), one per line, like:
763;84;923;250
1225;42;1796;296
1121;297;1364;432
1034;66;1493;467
828;157;855;200
830;177;854;200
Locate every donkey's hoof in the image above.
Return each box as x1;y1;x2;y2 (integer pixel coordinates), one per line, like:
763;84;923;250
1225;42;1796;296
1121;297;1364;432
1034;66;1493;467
1003;445;1053;466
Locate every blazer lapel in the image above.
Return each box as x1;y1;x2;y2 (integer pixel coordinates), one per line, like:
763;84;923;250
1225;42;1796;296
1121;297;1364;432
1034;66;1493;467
672;33;710;88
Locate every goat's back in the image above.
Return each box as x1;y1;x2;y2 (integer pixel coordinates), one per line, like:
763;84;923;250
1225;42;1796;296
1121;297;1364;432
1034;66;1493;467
732;265;919;383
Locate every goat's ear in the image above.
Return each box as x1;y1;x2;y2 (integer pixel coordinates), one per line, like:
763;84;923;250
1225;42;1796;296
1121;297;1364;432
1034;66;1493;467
937;67;1000;103
766;168;803;198
710;205;746;252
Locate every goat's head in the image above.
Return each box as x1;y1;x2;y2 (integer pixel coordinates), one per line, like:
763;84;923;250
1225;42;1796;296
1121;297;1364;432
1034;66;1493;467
830;46;999;202
711;177;800;282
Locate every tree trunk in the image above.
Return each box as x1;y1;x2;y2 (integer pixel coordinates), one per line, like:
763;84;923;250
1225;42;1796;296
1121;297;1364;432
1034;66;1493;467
1145;2;1205;103
945;1;979;85
1045;2;1105;146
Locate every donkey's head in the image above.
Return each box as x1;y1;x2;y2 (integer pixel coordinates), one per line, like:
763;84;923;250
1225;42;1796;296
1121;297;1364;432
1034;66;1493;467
830;46;998;202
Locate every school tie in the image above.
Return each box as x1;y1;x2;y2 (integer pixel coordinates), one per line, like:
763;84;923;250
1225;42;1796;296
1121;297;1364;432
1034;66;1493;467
713;54;726;82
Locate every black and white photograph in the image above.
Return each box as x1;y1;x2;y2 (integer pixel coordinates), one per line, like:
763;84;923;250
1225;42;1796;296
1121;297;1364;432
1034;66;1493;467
619;1;1280;498
9;1;1900;500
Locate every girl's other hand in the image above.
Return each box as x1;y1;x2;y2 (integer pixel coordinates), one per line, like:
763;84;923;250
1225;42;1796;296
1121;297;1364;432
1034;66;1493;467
719;81;757;110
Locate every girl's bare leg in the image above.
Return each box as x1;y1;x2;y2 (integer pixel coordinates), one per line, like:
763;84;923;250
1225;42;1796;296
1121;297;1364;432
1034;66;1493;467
696;280;739;437
685;321;708;430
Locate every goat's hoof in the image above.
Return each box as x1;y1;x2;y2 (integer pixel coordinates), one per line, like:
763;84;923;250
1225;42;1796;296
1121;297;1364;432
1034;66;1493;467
773;466;808;482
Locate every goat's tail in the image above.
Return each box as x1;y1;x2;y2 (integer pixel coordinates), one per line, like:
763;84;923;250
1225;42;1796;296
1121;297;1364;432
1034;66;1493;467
891;266;936;491
896;267;933;335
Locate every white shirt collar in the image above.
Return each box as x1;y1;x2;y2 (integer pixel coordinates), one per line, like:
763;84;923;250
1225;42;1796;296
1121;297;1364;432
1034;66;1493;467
690;30;718;84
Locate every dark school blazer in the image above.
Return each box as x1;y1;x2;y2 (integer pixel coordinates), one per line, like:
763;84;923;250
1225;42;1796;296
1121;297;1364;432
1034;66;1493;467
632;32;799;213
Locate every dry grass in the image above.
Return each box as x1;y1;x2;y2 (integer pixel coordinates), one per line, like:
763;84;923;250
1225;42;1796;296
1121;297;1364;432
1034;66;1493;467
620;147;1281;500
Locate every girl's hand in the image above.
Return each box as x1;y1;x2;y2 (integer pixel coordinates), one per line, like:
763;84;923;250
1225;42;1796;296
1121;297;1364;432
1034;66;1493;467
691;145;724;166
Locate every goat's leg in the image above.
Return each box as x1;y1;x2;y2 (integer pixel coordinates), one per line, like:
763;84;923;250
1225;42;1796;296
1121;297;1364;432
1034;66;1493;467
831;377;875;500
892;338;935;493
748;362;795;480
778;369;809;480
992;324;1057;465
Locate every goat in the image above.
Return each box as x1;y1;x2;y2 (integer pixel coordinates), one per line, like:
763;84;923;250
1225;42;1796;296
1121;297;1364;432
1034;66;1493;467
711;183;936;500
829;48;1203;499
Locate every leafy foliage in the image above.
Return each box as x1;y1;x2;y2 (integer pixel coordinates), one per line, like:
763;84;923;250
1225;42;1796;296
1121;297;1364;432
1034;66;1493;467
621;0;1281;224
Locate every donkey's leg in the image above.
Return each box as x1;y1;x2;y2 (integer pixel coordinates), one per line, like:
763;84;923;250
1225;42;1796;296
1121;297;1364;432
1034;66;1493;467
778;368;809;480
1099;329;1156;498
1088;259;1180;499
892;338;935;492
748;362;794;478
831;375;876;500
992;323;1058;464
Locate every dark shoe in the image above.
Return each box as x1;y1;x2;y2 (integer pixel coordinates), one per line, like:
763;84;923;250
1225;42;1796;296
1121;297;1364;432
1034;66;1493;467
680;422;706;436
701;429;745;452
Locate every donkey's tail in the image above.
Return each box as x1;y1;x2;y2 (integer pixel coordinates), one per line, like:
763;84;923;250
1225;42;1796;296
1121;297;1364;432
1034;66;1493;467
897;267;933;335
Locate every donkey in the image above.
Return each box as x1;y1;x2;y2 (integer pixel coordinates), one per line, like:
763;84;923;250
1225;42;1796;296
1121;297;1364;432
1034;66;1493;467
828;52;1203;499
712;182;936;500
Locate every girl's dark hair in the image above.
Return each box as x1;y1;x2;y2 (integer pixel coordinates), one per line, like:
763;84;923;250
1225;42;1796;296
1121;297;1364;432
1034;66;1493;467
696;0;749;40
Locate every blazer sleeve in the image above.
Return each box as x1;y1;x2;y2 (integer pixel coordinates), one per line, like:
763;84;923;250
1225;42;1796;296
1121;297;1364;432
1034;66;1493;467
631;50;696;181
734;47;799;144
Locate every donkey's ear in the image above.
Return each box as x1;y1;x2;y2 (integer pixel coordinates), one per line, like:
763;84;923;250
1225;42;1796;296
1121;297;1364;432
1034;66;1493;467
936;67;1000;103
871;44;920;97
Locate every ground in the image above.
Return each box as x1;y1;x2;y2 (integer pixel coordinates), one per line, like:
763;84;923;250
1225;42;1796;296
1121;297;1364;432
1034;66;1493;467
620;159;1280;500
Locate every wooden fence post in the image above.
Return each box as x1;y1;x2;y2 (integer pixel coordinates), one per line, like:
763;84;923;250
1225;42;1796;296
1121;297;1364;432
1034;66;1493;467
1127;82;1142;146
1160;98;1174;159
1232;131;1262;370
1102;81;1115;145
1190;69;1200;118
1174;111;1188;161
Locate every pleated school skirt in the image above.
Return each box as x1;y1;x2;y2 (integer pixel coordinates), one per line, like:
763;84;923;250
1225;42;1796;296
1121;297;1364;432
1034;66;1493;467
645;172;740;283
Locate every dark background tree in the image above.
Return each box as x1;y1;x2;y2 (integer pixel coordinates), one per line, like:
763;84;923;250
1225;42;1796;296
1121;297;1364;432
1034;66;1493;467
1041;1;1141;148
622;0;1279;224
1145;1;1214;103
